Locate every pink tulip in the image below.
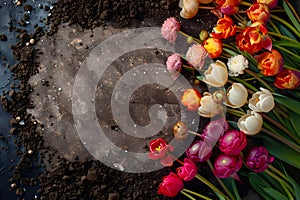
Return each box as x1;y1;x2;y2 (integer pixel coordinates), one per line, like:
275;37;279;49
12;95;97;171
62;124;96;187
202;118;228;144
219;130;247;155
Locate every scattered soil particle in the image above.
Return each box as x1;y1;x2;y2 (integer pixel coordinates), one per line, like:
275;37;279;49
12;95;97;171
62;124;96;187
0;34;7;41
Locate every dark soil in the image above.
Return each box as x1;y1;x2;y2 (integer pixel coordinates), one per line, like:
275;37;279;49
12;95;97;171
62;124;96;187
0;0;270;199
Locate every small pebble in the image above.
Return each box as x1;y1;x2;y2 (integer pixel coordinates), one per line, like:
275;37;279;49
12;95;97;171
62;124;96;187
11;183;17;189
29;39;35;44
28;150;33;154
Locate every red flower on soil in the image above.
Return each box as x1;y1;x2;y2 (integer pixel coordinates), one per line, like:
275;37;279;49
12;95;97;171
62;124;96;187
176;158;198;181
236;21;272;54
158;172;184;197
274;69;300;89
148;138;174;166
255;49;283;76
211;15;236;39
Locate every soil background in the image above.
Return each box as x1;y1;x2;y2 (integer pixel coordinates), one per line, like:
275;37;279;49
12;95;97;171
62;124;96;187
1;0;299;199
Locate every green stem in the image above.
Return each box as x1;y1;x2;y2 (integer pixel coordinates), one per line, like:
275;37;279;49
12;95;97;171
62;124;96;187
261;127;300;154
178;31;202;44
195;174;228;199
181;190;197;200
226;108;245;117
207;160;236;200
272;109;288;128
239;1;251;7
244;69;275;93
270;14;300;38
268;164;289;182
261;113;300;145
274;45;300;60
284;64;300;71
269;21;280;34
269;32;299;43
182;189;213;200
264;169;295;199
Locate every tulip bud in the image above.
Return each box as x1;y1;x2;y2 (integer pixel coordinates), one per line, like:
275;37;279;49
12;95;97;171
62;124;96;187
199;30;209;41
203;60;228;87
212;90;226;104
274;69;300;90
225;83;248;108
219;129;247;155
238;111;263;135
180;0;200;19
202;118;228;144
203;38;223;59
255;49;283;76
173;121;189;140
247;3;270;23
248;88;275;113
245;146;274;172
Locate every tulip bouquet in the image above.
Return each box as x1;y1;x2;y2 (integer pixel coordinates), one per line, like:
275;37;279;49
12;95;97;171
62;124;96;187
149;0;300;199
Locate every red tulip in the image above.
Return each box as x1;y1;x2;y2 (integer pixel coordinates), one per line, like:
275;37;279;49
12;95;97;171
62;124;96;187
203;38;223;59
158;172;184;197
247;3;270;23
255;49;283;76
219;129;247;155
274;69;300;89
185;140;213;162
148;138;174;166
177;158;198;181
211;15;236;39
236;21;272;54
257;0;278;9
181;88;202;111
213;154;242;179
245;146;274;172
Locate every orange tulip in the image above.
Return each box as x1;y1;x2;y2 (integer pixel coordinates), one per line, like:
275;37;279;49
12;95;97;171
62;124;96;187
255;49;283;76
203;38;223;58
247;3;270;23
257;0;278;9
215;0;240;15
181;88;202;111
211;15;236;39
236;21;272;54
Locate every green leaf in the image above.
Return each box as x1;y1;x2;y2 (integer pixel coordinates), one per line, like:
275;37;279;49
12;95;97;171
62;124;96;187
228;120;238;130
263;188;289;200
275;21;297;41
273;93;300;116
256;134;300;169
290;111;300;138
273;40;300;49
248;172;273;200
196;76;204;81
231;178;241;200
261;172;286;195
283;0;300;33
213;191;226;200
223;48;238;56
281;164;300;200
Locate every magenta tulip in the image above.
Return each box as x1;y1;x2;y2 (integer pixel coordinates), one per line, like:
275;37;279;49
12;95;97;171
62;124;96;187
213;153;242;179
245;146;274;172
202;118;229;144
219;129;247;155
185;140;213;162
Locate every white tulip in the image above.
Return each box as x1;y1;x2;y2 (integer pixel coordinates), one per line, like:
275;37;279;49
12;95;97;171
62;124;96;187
249;88;275;113
238;111;263;135
180;0;199;19
225;83;248;108
203;60;228;87
198;92;224;118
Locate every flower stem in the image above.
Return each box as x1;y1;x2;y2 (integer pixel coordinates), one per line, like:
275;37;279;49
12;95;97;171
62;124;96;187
261;113;300;145
244;69;275;93
229;76;258;93
182;188;213;200
268;164;289;182
207;160;236;200
198;6;215;10
284;0;300;23
178;31;202;44
261;127;300;154
181;190;197;200
239;1;251;6
188;130;202;137
270;14;300;38
226;108;244;117
269;32;300;43
264;169;294;198
195;174;229;200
